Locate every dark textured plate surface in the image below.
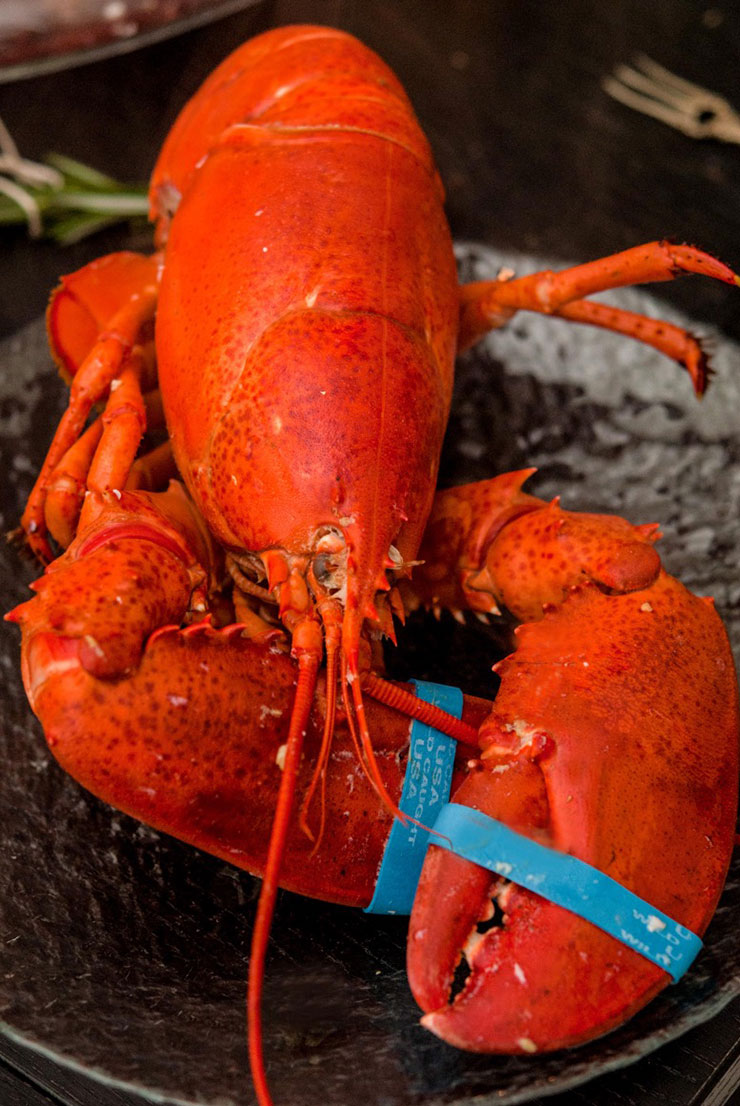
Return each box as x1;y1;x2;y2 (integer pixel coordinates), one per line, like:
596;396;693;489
1;244;739;1106
0;0;260;83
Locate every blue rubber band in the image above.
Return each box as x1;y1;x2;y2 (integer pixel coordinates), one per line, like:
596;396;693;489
364;680;461;915
432;802;702;982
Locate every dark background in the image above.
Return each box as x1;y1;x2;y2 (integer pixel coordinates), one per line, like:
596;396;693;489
2;1;740;1104
2;0;740;343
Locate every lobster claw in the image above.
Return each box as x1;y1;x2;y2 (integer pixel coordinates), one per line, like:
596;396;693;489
406;481;739;1052
8;483;449;908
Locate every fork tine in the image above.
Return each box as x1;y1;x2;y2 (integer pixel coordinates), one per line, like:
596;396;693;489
632;53;727;102
609;63;696;108
604;56;740;143
601;75;704;136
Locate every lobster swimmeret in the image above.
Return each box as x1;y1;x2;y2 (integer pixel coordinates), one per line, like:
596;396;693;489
7;24;740;1106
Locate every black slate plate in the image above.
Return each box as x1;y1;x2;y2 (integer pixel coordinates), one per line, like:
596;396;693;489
1;244;739;1106
0;0;261;84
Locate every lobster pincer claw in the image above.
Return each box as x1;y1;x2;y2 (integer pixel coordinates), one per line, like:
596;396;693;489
10;482;481;906
406;478;739;1052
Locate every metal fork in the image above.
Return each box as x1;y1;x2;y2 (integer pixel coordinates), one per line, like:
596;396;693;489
603;54;740;143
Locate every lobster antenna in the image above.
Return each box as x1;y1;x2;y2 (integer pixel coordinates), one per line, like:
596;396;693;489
342;639;408;822
297;647;336;846
298;584;342;846
340;651;371;768
339;654;418;834
247;630;321;1106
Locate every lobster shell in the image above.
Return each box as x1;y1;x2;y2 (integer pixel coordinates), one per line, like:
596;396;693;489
152;26;459;623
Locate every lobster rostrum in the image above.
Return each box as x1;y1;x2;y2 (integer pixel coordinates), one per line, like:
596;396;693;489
7;24;740;1105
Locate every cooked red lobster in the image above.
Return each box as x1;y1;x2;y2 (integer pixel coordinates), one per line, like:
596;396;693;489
8;24;740;1106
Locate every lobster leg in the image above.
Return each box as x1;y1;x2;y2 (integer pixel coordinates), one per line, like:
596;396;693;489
21;252;160;561
43;418;104;549
43;388;171;549
405;473;739;1051
125;439;178;492
459;241;740;392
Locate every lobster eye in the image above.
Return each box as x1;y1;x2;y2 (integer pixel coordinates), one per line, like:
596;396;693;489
312;525;345;554
313;554;335;584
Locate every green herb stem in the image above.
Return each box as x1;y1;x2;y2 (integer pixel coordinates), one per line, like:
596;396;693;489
0;152;149;243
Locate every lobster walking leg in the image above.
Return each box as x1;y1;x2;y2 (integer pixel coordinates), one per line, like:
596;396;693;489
43;389;171;549
459;241;740;391
43;418;104;548
125;439;179;493
404;473;739;1051
21;252;160;561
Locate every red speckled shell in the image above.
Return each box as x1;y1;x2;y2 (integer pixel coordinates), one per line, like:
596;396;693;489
152;26;459;613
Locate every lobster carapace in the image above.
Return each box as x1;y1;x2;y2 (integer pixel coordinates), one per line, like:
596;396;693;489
8;24;740;1106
